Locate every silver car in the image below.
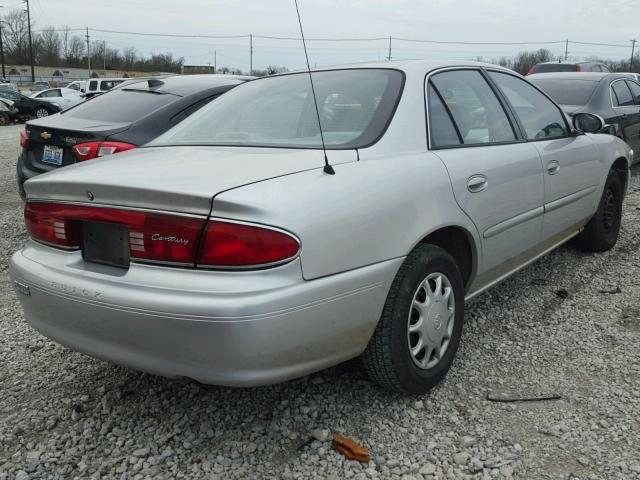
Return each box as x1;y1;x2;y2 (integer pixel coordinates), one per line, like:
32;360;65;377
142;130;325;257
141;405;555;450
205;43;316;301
10;60;633;394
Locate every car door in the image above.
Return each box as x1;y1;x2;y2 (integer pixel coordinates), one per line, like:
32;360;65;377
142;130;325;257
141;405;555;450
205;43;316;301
426;69;545;285
620;79;640;157
611;78;640;153
487;70;601;243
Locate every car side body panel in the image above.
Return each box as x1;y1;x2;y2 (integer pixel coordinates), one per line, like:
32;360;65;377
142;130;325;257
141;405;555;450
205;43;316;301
211;150;481;282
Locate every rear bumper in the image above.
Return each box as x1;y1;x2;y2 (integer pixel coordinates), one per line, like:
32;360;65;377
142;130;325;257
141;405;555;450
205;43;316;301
9;242;401;386
17;150;43;201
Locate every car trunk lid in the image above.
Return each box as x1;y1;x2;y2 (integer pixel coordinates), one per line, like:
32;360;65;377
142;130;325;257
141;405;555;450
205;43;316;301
23;117;132;174
24;145;357;216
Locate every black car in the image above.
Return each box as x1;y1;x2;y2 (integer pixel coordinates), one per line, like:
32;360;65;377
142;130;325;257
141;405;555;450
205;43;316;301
17;75;249;199
528;72;640;164
0;90;62;119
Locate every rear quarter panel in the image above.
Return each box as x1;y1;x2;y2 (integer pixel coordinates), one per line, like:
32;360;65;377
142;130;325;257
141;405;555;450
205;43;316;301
212;152;480;280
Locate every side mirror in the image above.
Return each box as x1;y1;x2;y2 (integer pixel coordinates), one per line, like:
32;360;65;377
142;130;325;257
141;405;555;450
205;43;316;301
572;112;605;134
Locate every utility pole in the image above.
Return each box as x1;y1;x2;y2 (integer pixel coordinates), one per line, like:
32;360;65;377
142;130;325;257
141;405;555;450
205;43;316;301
24;0;34;82
103;40;106;71
249;34;253;75
0;20;5;79
85;27;91;78
214;50;217;73
631;39;637;71
564;39;569;60
387;36;392;61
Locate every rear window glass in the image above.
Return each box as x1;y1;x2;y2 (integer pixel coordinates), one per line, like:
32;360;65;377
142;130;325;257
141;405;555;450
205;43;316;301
151;69;404;149
64;89;177;122
528;79;598;106
531;64;577;74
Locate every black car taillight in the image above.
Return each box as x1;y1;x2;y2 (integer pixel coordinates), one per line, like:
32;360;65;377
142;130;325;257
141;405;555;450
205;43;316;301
19;130;29;150
72;141;136;161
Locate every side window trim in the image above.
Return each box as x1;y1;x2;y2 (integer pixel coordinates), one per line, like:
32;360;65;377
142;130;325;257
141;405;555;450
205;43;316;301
424;67;522;150
484;68;573;141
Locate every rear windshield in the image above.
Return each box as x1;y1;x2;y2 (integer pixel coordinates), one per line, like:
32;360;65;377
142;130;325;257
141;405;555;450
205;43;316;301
531;64;577;74
64;89;177;122
528;79;599;106
150;69;404;149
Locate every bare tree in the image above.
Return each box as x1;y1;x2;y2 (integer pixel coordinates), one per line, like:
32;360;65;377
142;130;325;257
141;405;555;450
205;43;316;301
3;10;30;65
38;27;61;66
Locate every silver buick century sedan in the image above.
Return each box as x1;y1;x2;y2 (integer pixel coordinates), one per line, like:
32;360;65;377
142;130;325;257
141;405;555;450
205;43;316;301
10;60;633;394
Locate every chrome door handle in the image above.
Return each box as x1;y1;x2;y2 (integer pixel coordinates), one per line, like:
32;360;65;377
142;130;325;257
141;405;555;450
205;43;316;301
467;174;488;193
547;160;560;175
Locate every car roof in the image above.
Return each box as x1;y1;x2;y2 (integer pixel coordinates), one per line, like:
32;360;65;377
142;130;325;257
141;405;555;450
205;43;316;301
281;59;516;77
527;72;630;82
118;74;252;96
534;61;603;66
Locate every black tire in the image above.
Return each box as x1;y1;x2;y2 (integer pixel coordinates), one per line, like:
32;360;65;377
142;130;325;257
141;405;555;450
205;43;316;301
575;170;623;252
362;244;465;395
0;113;9;126
33;106;50;118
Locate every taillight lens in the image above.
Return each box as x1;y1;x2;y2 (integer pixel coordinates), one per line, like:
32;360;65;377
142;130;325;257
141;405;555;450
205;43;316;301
197;221;300;267
20;130;29;150
72;141;136;161
24;202;204;263
526;67;535;75
575;65;582;72
24;202;300;268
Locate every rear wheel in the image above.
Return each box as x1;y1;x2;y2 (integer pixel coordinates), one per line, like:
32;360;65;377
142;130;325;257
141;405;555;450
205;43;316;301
575;169;623;252
34;106;50;118
362;244;464;394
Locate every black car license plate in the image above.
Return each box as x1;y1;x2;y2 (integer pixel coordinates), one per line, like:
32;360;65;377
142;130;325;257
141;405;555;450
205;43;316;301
82;222;130;268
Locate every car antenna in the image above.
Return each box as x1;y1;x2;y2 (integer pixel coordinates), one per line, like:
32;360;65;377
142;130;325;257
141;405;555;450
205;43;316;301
294;0;335;175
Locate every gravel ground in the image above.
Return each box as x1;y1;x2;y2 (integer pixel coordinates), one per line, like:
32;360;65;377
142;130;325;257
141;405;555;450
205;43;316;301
1;122;640;480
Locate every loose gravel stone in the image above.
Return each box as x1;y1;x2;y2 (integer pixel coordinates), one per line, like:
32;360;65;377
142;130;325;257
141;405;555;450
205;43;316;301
1;123;639;479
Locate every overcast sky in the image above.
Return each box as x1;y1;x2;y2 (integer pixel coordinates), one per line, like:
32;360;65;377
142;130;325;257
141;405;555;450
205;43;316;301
11;0;640;71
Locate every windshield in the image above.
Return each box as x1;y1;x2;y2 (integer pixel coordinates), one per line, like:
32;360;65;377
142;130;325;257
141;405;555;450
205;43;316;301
528;79;599;106
150;69;404;149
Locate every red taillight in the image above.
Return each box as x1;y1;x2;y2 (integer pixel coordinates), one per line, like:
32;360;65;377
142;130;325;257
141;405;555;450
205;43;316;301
526;67;535;76
72;141;136;161
575;65;582;72
197;221;300;267
24;202;204;264
20;130;29;150
24;202;300;268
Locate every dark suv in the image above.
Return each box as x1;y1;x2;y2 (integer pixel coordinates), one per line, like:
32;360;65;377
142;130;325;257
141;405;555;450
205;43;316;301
17;75;250;199
527;61;611;75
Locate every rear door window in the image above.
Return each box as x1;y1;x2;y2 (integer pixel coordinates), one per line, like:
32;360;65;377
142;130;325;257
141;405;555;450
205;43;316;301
489;71;569;140
426;84;461;147
65;89;178;122
612;80;634;107
429;70;515;145
88;80;98;91
625;81;640;105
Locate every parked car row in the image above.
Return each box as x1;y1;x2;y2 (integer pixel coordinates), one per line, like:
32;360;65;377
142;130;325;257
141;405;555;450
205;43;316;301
8;61;635;394
528;72;640;164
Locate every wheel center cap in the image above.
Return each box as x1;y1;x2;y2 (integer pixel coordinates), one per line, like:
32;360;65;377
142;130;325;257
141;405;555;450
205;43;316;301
427;301;446;333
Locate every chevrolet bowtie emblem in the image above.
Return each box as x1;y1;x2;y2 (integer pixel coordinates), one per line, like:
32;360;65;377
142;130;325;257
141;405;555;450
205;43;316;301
41;131;52;140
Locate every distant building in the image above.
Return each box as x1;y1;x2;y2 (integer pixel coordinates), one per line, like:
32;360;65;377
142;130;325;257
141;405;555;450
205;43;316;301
1;65;162;84
182;65;215;75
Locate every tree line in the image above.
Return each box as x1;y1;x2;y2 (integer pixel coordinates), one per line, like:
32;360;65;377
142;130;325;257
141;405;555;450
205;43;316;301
2;9;184;73
476;48;640;75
